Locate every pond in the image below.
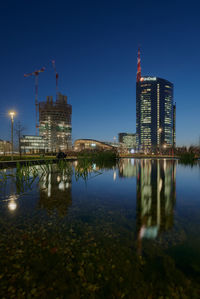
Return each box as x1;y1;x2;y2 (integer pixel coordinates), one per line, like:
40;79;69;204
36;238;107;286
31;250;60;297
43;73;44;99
0;159;200;298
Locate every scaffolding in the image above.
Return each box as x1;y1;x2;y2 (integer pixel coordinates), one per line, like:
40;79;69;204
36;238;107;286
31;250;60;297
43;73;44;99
39;93;72;152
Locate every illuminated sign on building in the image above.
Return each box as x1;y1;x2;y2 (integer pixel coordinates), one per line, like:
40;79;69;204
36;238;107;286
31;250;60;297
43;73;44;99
140;77;157;81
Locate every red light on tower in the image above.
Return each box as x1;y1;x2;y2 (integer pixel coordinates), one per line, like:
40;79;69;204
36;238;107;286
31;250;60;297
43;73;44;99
136;47;141;83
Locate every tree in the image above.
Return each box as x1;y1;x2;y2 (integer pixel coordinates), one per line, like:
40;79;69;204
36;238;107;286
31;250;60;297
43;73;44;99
14;121;25;157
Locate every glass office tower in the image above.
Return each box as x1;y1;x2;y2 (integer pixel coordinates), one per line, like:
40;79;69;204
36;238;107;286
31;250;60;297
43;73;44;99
136;76;175;151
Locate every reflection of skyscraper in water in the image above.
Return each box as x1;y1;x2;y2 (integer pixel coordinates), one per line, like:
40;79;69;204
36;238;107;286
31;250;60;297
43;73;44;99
38;166;72;217
118;159;138;178
136;159;176;245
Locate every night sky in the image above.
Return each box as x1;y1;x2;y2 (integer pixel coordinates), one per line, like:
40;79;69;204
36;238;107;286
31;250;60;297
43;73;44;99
0;0;200;146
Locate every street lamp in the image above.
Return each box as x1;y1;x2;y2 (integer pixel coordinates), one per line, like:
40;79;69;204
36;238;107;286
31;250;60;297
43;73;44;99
9;111;16;161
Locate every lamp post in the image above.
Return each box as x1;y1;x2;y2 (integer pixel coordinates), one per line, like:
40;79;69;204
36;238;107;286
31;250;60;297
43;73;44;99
9;111;15;161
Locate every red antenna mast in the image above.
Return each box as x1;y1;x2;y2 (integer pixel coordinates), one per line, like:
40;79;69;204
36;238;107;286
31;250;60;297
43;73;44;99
136;47;141;83
24;67;45;134
52;60;59;98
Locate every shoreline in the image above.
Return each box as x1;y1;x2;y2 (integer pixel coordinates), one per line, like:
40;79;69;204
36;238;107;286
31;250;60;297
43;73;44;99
0;154;199;169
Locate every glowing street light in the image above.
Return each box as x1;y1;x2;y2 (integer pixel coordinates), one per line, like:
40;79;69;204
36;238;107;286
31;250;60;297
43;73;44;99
9;111;16;161
9;111;15;120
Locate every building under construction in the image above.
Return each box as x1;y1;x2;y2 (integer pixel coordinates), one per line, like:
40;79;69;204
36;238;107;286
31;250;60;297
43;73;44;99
39;93;72;152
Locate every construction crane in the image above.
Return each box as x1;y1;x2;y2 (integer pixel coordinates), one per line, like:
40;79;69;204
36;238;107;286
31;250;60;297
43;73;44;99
52;60;59;98
24;67;45;134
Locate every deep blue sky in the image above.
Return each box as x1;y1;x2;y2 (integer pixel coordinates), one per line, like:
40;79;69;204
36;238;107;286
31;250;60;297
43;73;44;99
0;0;200;146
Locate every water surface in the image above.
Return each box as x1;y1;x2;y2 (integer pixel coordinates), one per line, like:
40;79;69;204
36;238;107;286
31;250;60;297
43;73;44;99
0;159;200;298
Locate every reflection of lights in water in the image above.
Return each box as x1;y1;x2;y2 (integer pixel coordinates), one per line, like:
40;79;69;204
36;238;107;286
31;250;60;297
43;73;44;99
159;179;162;191
8;195;18;211
41;174;47;189
59;181;65;191
92;163;96;170
137;160;176;252
139;226;146;238
47;173;51;197
139;226;158;239
131;158;134;165
8;200;17;211
113;171;116;181
62;174;67;181
66;182;70;189
164;159;166;171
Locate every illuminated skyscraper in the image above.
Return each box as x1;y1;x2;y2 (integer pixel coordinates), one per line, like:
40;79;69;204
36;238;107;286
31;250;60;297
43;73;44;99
173;103;176;148
136;49;176;151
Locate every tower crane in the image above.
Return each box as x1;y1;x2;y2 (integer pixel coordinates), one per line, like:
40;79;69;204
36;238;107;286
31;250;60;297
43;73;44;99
24;67;45;134
52;60;59;98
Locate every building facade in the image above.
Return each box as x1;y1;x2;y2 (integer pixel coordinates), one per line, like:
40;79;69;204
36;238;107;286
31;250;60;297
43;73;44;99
39;93;72;152
118;133;127;143
173;103;176;147
74;139;114;151
0;140;11;154
118;133;136;152
20;135;47;153
136;50;176;151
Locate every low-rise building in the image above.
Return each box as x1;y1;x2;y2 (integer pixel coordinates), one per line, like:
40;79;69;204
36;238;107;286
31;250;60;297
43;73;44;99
20;135;47;154
74;139;114;151
0;140;11;154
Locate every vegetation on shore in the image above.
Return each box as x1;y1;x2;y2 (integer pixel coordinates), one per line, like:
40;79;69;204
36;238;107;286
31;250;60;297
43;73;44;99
0;155;117;193
0;150;118;162
77;149;118;160
179;152;198;165
77;150;118;169
0;155;55;162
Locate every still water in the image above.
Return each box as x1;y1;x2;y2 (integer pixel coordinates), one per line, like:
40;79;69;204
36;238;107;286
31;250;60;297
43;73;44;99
0;159;200;298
